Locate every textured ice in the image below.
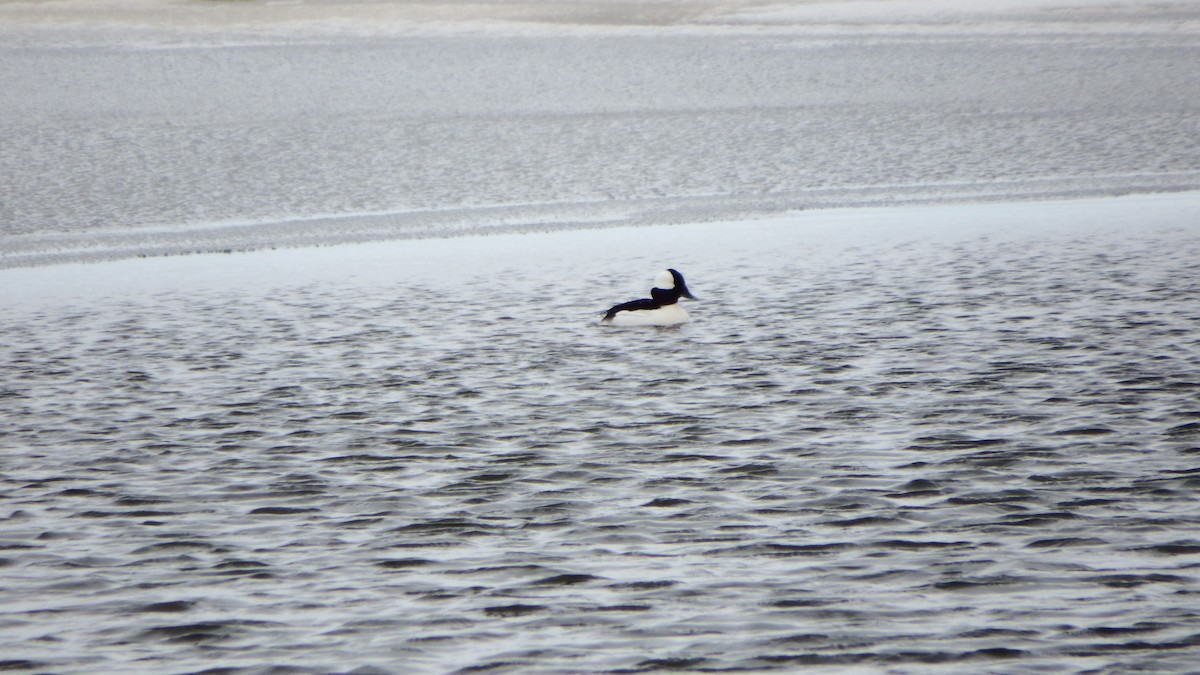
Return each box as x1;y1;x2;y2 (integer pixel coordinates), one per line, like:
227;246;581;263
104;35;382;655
2;0;1199;267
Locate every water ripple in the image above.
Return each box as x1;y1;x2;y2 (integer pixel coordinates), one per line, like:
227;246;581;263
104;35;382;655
3;205;1200;672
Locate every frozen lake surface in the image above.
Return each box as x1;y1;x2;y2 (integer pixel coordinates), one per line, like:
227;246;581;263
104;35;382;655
3;194;1200;673
3;1;1200;673
2;0;1200;266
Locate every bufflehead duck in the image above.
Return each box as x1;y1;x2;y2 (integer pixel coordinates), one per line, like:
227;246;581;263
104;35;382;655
600;269;697;327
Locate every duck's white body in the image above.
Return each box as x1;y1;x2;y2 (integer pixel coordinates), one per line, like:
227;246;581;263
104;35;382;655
600;269;697;327
606;302;691;327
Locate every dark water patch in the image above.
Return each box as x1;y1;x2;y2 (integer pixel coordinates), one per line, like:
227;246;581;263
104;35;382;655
448;564;551;576
1001;511;1080;527
717;437;774;447
490;452;547;465
1072;622;1172;637
885;487;944;499
940;450;1025;468
828;648;1030;664
123;554;202;569
457;661;527;673
212;559;270;570
317;453;401;464
529;574;603;586
1131;541;1200;556
932;575;1037;591
634;657;708;671
0;661;51;672
1062;633;1200;655
769;632;832;644
890;478;943;493
715;542;852;557
1029;469;1123;484
767;598;844;609
1057;497;1119;508
643;498;693;508
607;581;678;591
756;653;875;666
944;490;1038;506
92;509;181;519
955;627;1040;639
821;515;902;528
137;600;198;613
591;604;652;612
648;452;728;463
51;488;110;498
139;621;237;644
144;621;284;650
870;539;967;551
375;558;434;570
113;496;172;506
716;462;779;477
482;604;546;618
1025;537;1108;549
467;472;514;483
248;507;320;515
36;529;86;542
1092;573;1192;588
1165;422;1200;437
1052;426;1116;436
131;541;225;554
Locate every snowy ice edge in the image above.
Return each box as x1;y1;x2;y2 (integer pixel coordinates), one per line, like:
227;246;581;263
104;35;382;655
4;178;1199;270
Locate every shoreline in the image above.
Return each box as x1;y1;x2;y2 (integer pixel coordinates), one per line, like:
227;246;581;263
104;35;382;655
4;184;1199;270
5;189;1198;305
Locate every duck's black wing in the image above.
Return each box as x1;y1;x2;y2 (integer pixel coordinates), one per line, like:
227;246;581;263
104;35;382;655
602;298;660;321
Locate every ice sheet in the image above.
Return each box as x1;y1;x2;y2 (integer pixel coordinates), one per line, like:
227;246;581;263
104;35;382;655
3;1;1199;268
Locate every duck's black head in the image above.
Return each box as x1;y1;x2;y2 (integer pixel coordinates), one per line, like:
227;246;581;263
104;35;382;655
667;268;697;300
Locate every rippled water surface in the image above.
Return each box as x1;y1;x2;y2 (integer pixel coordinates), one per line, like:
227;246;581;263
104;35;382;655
3;196;1200;673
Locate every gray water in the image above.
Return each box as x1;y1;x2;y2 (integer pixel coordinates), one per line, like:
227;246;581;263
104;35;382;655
3;198;1200;673
4;5;1200;673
